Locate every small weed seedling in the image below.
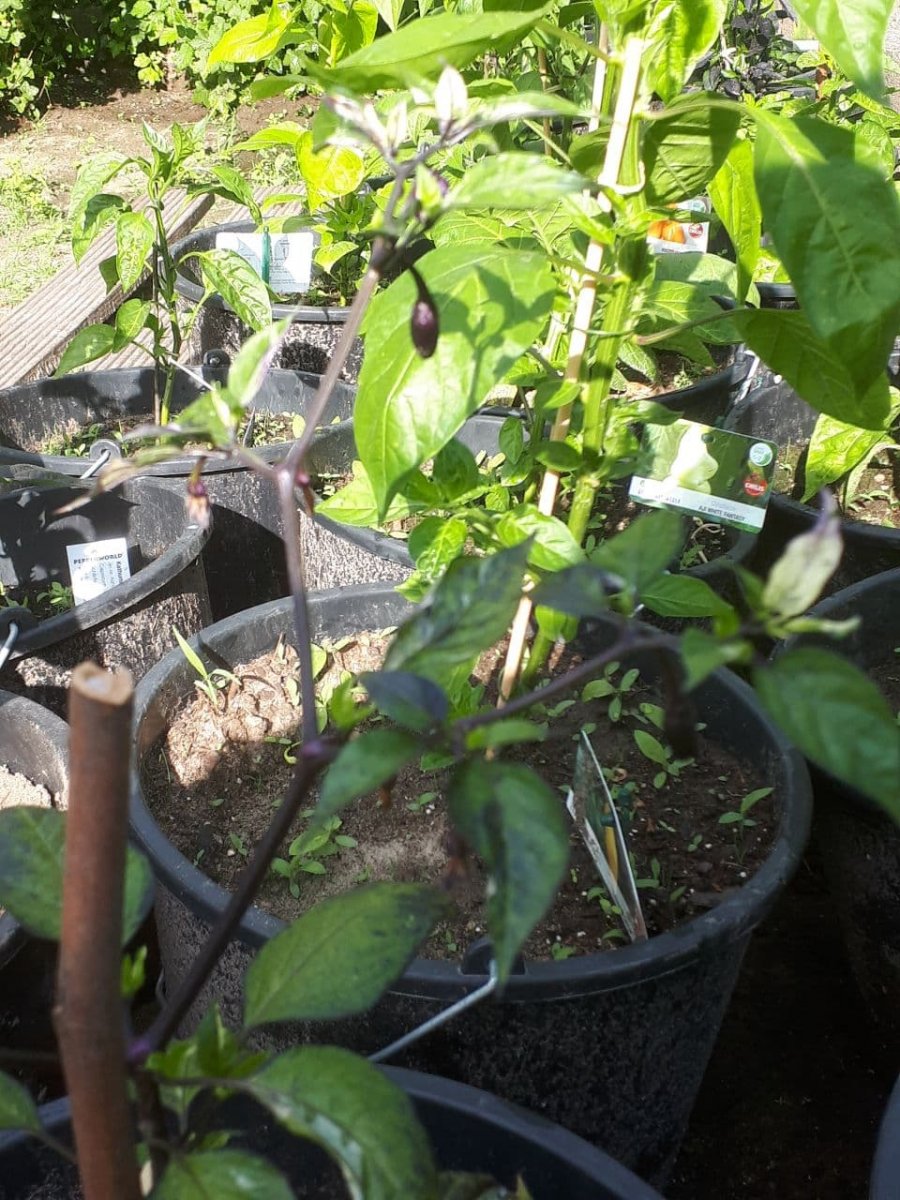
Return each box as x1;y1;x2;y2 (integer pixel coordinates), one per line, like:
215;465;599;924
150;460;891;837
585;887;628;944
36;581;75;612
719;787;773;864
581;662;641;722
407;790;438;814
633;729;695;789
172;625;240;707
634;858;686;910
271;813;358;899
550;942;576;961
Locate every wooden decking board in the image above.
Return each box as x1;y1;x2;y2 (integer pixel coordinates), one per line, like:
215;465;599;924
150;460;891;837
0;189;214;390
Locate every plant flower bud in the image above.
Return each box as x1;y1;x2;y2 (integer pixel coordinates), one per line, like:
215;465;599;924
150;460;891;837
409;266;439;359
185;479;211;531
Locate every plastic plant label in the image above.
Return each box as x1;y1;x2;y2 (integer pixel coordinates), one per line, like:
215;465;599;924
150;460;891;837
215;231;315;296
647;196;710;254
565;730;647;942
629;419;778;534
65;538;131;605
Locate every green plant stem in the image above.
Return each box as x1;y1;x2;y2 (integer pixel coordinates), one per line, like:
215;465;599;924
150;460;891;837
150;189;182;426
284;259;381;478
521;36;645;687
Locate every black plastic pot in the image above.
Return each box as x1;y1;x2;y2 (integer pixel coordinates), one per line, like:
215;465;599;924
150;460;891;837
172;221;364;381
756;281;799;311
727;378;900;590
0;1067;663;1200
0;477;211;716
130;582;811;1185
0;366;360;620
872;1074;900;1200
0;691;67;970
779;569;900;1049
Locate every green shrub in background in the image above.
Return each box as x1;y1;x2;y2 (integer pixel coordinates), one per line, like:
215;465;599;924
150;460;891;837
0;0;295;118
109;0;303;115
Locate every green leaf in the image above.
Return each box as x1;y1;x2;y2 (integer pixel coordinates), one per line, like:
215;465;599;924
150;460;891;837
115;210;154;293
0;807;152;942
646;0;727;103
433;438;481;502
317;462;431;528
155;1151;293;1199
732;309;892;429
72;193;127;263
754;650;900;818
532;442;582;471
193;249;273;331
448;760;568;981
385;542;530;680
708;137;760;302
496;505;584;572
297;135;366;205
802;411;890;501
447;153;588;210
640;574;735;618
408;516;468;576
207;2;295;64
634;729;668;765
373;0;404;30
322;7;549;90
753;112;900;396
319;0;378;67
223;319;292;410
68;153;129;223
787;0;891;100
317;730;421;819
54;324;116;375
590;509;685;598
531;564;610;616
245;1046;438;1199
680;628;752;690
465;718;546;751
642;95;742;206
359;671;449;731
498;417;525;465
356;245;555;515
245;884;447;1026
761;502;843;621
233;121;306;153
0;1071;40;1133
114;298;150;347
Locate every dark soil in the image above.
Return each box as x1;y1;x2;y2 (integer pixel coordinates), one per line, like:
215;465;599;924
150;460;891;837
142;634;777;961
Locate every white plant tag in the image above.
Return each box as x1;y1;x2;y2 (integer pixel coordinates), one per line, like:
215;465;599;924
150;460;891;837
647;196;711;254
566;730;647;942
65;538;131;606
629;419;778;533
215;231;315;296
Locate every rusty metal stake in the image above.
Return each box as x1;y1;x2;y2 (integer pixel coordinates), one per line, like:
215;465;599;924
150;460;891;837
55;662;141;1200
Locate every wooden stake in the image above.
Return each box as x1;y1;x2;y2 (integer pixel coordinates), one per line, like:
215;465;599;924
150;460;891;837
499;34;643;701
56;663;141;1200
